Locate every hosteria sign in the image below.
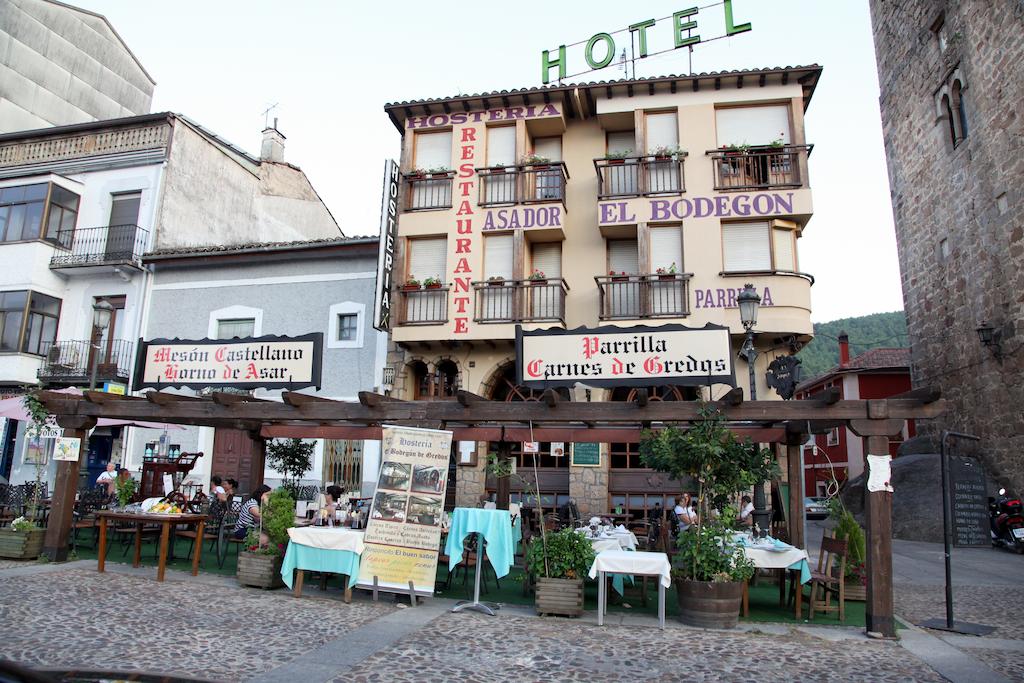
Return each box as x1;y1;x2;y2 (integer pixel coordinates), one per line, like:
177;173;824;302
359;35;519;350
133;333;323;391
516;324;735;389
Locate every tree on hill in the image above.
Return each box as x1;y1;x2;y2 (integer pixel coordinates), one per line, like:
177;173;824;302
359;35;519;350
796;311;908;379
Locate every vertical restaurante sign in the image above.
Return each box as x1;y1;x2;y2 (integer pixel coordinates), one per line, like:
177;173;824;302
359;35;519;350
516;323;735;389
373;159;400;331
132;333;323;390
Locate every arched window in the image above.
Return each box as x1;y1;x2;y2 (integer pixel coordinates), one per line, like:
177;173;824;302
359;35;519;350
436;359;459;399
941;94;957;147
951;80;968;143
408;360;430;400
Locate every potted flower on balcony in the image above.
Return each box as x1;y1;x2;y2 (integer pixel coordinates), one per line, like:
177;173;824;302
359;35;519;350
609;270;630;282
520;152;551;170
527;269;547;286
486;275;506;287
423;276;443;290
649;145;683;160
401;277;421;291
722;143;751;157
428;166;452;179
655;263;679;281
604;149;631;165
408;168;428;180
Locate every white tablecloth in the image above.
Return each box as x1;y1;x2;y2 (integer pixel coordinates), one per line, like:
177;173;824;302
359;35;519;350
287;527;365;554
588;550;672;588
576;528;639;551
741;545;808;571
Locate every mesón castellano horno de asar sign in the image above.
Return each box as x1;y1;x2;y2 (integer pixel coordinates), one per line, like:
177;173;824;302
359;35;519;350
516;324;735;389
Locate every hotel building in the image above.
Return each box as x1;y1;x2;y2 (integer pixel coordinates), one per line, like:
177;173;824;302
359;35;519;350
382;66;822;517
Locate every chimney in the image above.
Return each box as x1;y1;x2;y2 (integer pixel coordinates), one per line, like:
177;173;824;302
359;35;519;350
260;118;285;163
838;331;850;367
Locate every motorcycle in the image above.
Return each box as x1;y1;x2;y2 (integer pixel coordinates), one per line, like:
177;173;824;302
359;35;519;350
989;488;1024;553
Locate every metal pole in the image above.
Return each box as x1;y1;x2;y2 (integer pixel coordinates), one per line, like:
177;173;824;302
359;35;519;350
743;327;770;529
745;327;757;400
939;430;980;630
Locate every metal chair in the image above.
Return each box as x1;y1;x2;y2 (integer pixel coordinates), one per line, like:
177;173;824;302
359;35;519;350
177;499;224;562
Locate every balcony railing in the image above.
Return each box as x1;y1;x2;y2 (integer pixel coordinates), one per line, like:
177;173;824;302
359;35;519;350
706;145;812;191
404;171;455;211
49;224;148;269
472;278;569;324
595;273;693;320
594;155;687;199
398;286;449;325
476;162;569;207
37;339;134;384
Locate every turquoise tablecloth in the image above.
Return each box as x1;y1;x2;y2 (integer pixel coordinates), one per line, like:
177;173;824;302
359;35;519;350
280;541;361;589
445;507;515;579
512;514;523;555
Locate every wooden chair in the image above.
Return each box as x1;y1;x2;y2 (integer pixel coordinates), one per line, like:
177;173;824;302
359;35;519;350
806;534;848;622
177;499;224;561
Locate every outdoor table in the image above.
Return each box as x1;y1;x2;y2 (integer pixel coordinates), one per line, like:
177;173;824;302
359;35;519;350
281;527;365;603
445;507;514;616
735;535;811;619
96;511;206;582
575;526;638;551
589;549;671;629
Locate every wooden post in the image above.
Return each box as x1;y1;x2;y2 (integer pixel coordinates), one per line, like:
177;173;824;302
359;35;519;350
43;420;94;562
495;440;512;510
785;431;806;550
249;431;267;490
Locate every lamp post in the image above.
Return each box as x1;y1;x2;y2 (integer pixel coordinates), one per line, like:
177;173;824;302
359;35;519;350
89;300;114;392
737;284;770;529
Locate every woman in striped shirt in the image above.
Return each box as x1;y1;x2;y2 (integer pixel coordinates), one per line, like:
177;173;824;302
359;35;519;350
234;484;272;540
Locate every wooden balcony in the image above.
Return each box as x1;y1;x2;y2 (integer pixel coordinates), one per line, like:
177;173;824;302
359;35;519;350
472;278;569;325
475;162;569;208
595;273;692;321
404;171;455;211
397;286;449;325
706;145;812;191
594;155;687;199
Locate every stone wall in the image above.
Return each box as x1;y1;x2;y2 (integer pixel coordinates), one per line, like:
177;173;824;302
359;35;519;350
569;447;609;517
869;0;1024;492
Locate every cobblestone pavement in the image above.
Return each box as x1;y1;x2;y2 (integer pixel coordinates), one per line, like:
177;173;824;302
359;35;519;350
337;612;945;683
960;648;1024;682
896;582;1024;639
0;559;30;570
0;566;392;681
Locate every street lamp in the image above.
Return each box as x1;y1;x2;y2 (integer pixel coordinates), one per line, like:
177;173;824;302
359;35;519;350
89;300;114;391
737;284;770;529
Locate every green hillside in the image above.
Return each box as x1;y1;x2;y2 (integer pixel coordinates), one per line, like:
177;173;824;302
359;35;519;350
797;311;909;379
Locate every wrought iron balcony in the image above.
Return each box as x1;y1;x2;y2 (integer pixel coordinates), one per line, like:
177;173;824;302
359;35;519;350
595;273;693;320
37;339;134;385
594;155;687;199
472;278;569;325
397;285;450;325
49;224;148;271
404;171;455;211
475;162;569;207
706;145;812;191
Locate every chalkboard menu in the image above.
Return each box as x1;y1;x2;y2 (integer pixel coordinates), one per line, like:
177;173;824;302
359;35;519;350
571;442;601;467
949;455;990;547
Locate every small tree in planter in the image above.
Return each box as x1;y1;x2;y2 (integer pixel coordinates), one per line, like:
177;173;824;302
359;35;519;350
237;488;295;589
265;439;314;499
526;528;595;617
0;393;50;560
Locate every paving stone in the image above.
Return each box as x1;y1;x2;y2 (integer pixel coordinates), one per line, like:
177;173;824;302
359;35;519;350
896;583;1024;639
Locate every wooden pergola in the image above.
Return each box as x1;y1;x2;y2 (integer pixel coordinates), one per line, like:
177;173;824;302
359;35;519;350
37;386;945;638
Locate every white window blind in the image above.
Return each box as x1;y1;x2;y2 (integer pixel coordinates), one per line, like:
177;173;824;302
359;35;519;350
109;192;141;226
715;106;791;147
607;131;635;155
533;136;562;161
645;112;679;151
217;318;255;339
722;223;771;271
407;237;447;282
414;131;452;169
649;227;682;272
484;234;513;279
530;242;562;319
487;126;516;166
773;228;796;271
531;242;561;278
608;238;639;274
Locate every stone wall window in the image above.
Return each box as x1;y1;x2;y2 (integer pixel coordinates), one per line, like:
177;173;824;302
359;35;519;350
935;70;968;149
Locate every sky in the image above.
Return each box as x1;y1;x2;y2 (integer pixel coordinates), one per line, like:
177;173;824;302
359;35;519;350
76;0;904;323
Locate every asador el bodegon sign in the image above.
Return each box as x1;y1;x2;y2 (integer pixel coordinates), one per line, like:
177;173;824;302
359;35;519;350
516;324;735;389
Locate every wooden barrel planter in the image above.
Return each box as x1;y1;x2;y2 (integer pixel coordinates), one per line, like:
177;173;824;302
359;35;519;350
675;579;743;629
237;552;285;589
535;577;584;617
844;580;866;601
0;528;45;560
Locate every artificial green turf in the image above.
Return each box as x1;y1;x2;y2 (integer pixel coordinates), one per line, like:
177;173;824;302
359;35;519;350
70;533;240;576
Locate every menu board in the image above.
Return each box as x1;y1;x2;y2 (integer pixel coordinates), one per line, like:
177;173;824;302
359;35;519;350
949;455;990;548
571;442;601;467
356;425;452;595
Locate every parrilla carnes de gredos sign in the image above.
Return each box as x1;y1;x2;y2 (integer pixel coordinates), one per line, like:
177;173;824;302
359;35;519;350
133;333;323;391
515;324;735;389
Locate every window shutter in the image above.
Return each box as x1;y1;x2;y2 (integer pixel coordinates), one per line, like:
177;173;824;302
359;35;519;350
531;242;561;278
607;131;635;155
487;126;516;166
408;237;447;282
645;112;679;151
773;228;796;271
715;106;791;147
608;239;639;274
722;223;771;271
649;226;682;272
414;131;452;169
109;192;141;226
533;136;562;161
484;234;513;279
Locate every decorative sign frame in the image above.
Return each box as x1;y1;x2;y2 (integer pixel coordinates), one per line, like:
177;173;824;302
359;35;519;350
571;442;601;467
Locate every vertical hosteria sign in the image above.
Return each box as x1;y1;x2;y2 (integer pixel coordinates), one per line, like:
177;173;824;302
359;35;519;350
373;159;400;331
516;323;735;389
541;1;753;83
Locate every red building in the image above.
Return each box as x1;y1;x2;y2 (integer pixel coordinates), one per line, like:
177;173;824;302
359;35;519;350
795;334;914;497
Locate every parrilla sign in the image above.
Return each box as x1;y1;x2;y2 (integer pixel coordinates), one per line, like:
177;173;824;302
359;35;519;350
133;333;323;391
516;324;735;389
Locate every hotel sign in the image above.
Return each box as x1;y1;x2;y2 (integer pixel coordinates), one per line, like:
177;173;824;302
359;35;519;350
133;333;323;391
516;324;735;389
373;159;400;331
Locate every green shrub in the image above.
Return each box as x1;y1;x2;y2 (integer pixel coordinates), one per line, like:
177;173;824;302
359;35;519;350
673;522;755;583
246;488;295;556
525;528;595;580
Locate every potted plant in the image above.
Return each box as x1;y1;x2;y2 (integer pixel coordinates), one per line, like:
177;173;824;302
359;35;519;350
609;270;630;282
423;276;443;289
114;474;138;509
0;394;49;560
604;149;631;165
829;499;867;601
649;145;683;160
655;263;679;281
527;269;547;286
521;152;551;169
640;402;777;628
408;168;428;180
486;275;506;287
526;528;595;617
428;166;452;178
722;143;751;156
401;277;421;291
237;488;295;589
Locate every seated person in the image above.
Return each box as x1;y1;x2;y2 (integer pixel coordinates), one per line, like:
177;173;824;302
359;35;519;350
234;485;271;540
96;462;117;496
674;492;698;532
210;475;227;502
223;478;238;501
737;495;755;527
324;485;346;520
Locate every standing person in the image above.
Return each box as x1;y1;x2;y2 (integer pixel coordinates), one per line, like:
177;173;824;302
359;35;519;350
674;492;697;532
234;485;271;540
737;495;755;527
210;475;226;502
96;462;117;495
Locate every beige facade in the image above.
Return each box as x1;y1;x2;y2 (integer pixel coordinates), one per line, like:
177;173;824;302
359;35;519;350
383;67;822;518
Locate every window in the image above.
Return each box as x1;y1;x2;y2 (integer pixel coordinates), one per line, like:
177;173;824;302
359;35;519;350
773;227;796;271
826;427;840;447
92;295;126;365
216;318;255;339
0;183;79;245
481;234;514;320
645;111;682;193
939;238;950;260
530;242;562;319
323;439;363;491
328;302;364;349
0;290;60;354
411;131;453;210
337;314;357;341
530;136;563;200
484;126;517;204
715;105;791;147
604;130;638;196
650;225;682;273
407;236;447;284
46;186;80;243
932;15;948;52
722;222;771;271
